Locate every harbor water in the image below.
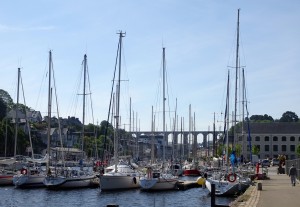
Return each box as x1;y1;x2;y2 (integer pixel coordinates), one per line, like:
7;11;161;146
0;184;234;207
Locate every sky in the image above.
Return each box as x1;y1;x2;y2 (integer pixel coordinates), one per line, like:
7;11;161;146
0;0;300;135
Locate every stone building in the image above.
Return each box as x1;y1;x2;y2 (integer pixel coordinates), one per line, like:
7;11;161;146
236;122;300;160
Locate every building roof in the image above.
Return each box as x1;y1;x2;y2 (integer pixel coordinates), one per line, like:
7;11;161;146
241;122;300;134
7;109;26;119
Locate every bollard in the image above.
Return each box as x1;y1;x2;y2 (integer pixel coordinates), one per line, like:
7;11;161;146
210;183;229;207
211;183;216;207
257;182;262;191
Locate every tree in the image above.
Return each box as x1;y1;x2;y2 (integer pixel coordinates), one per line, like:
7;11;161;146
296;144;300;158
249;114;274;122
0;98;7;121
234;144;242;157
216;144;224;157
279;111;299;122
0;89;14;109
252;145;260;155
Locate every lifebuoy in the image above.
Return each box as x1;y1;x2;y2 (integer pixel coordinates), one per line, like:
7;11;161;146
133;177;137;184
21;169;27;175
227;173;237;182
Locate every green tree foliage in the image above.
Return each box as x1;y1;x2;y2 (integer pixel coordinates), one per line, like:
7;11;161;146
0;121;29;156
0;98;7;121
99;120;114;135
296;144;300;158
0;119;13;156
252;145;260;155
216;144;224;157
249;114;274;122
0;89;14;109
79;121;116;159
234;144;242;157
279;111;299;122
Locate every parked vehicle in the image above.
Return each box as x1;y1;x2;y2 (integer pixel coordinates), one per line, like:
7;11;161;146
261;159;270;167
271;158;280;166
251;155;259;165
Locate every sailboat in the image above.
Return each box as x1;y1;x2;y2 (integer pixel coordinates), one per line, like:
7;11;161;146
12;68;49;188
205;71;251;196
139;47;178;191
183;105;201;176
0;69;22;186
99;31;142;191
12;153;48;188
205;9;251;196
168;99;184;177
0;153;17;186
43;53;98;189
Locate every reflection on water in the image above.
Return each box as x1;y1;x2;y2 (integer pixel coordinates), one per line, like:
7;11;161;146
0;178;235;207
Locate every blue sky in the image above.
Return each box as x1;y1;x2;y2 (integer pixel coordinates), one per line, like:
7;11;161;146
0;0;300;135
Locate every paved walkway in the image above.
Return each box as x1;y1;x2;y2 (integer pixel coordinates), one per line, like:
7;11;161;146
230;166;299;207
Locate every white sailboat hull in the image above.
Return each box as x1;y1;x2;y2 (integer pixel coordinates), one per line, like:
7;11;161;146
140;177;178;191
44;175;99;189
100;173;140;191
13;174;45;188
0;174;14;186
205;177;250;196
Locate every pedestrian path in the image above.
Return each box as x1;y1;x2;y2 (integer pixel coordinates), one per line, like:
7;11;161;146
230;166;299;207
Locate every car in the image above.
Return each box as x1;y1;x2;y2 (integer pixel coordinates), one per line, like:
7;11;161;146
271;158;280;166
261;159;270;167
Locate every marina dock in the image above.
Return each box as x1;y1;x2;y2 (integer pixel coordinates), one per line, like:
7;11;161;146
230;166;300;207
177;180;202;190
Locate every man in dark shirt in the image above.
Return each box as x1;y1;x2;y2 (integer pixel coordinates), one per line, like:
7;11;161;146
289;164;297;186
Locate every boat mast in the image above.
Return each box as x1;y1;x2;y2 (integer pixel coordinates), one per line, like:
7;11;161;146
47;51;52;172
182;117;185;159
129;97;131;133
188;104;191;161
82;55;87;152
233;9;240;147
213;112;216;157
226;70;230;172
172;98;177;161
162;47;166;163
242;67;245;157
193;112;197;161
14;68;20;157
151;105;154;165
115;31;125;172
180;117;183;161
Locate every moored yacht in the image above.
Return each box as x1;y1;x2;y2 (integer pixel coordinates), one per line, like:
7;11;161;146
139;166;178;191
99;160;141;191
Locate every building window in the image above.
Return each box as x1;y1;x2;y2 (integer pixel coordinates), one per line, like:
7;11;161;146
255;136;260;141
273;145;278;152
264;136;269;142
265;145;269;151
239;136;243;141
282;145;287;151
273;136;278;141
282;136;286;141
290;136;295;142
290;145;295;152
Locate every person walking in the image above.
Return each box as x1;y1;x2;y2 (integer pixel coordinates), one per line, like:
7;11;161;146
289;164;297;186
